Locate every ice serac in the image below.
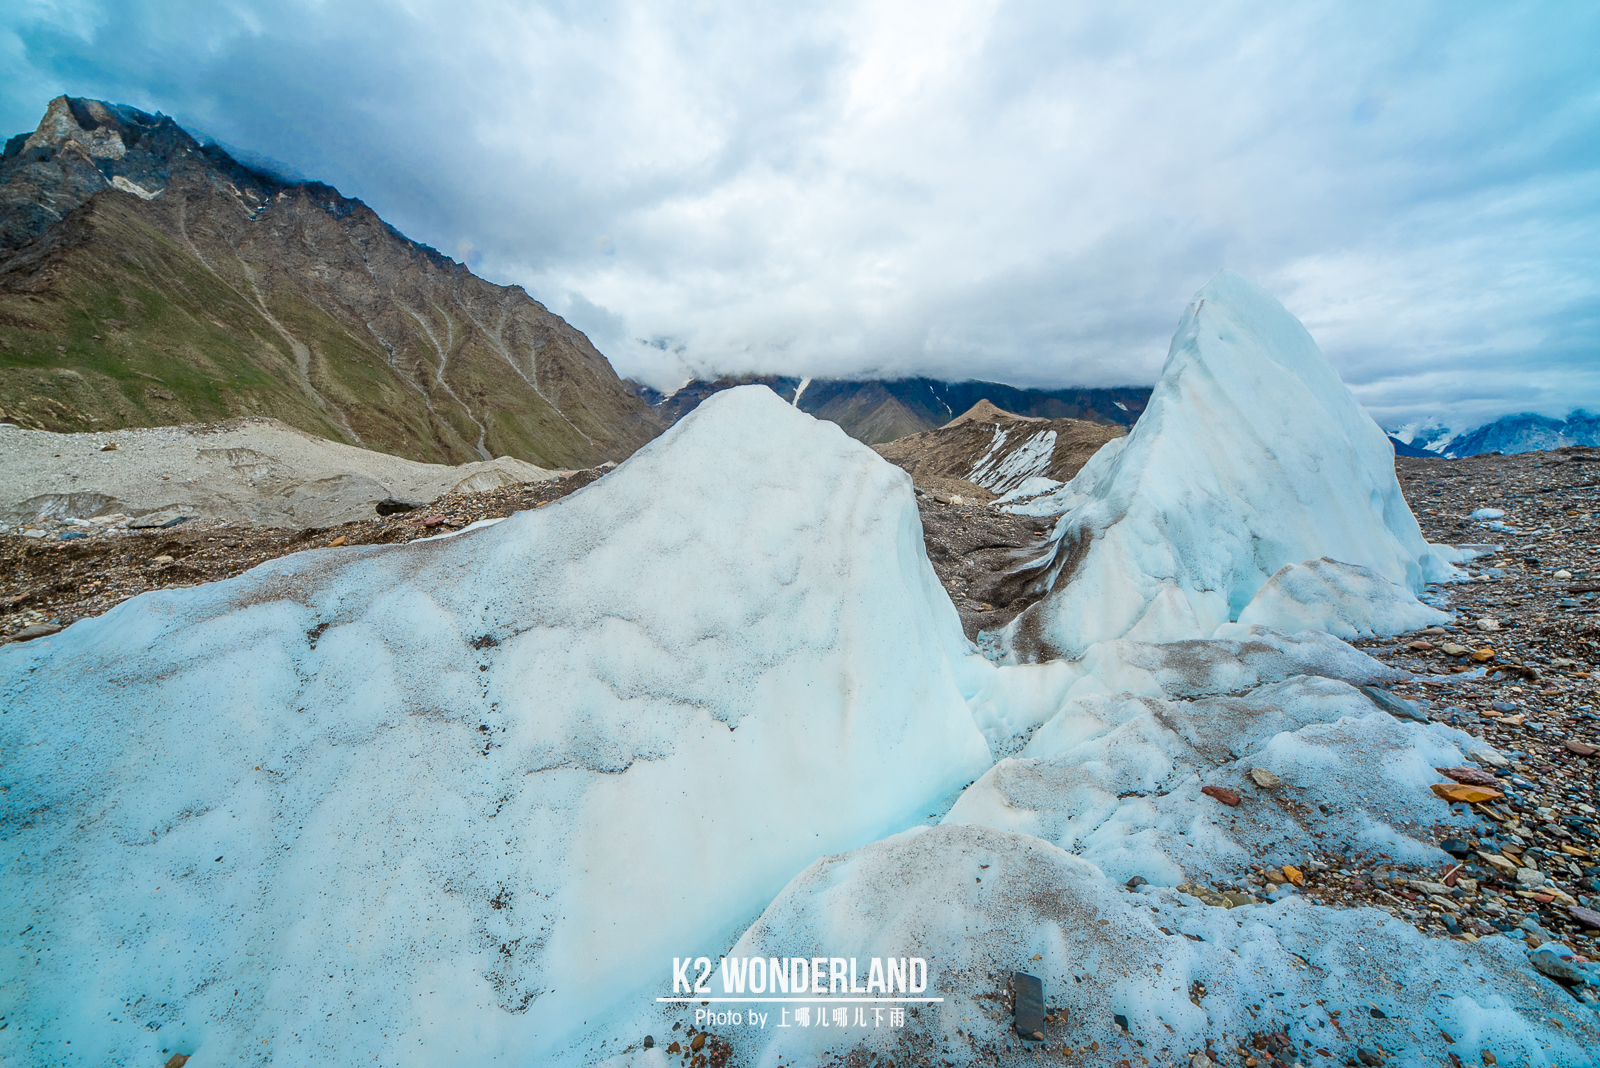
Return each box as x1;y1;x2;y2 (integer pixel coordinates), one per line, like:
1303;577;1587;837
1002;270;1457;662
1224;557;1448;640
0;385;991;1067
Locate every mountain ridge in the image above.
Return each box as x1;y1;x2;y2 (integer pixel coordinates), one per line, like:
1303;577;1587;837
626;373;1151;446
1388;410;1600;458
0;96;661;467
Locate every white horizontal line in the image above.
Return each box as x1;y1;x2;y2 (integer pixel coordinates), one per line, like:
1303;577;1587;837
656;997;942;1003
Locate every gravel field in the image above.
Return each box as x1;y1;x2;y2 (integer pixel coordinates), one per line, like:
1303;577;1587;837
1336;447;1600;982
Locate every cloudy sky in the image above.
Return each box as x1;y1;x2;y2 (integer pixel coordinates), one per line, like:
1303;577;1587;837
3;1;1597;430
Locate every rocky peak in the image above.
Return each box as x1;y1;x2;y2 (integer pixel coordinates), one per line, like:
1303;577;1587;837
18;96;175;159
943;398;1045;428
0;96;203;249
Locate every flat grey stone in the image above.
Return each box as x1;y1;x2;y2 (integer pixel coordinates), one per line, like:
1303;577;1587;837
1358;685;1430;723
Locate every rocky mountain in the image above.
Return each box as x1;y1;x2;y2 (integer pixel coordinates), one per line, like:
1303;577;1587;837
1388;420;1457;455
626;373;1150;445
1442;411;1600;458
1388;435;1434;457
1387;411;1600;459
0;97;661;467
872;399;1125;499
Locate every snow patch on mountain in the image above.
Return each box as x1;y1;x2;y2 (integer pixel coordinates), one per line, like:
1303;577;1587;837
1444;411;1600;457
969;426;1058;493
1389;420;1457;453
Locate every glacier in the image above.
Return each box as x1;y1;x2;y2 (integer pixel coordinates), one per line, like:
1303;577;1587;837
5;274;1594;1068
0;387;990;1066
997;270;1459;662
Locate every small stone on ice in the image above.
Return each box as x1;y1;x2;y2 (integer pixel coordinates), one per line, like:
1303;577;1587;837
1358;685;1429;722
9;622;62;641
1249;768;1280;788
1530;946;1598;986
1192;1054;1215;1068
1435;766;1499;786
1201;785;1241;806
1357;1047;1386;1066
1430;783;1503;803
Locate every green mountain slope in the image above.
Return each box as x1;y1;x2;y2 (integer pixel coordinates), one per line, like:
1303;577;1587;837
0;97;661;467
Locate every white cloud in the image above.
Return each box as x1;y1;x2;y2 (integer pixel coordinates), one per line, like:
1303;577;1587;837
2;0;1596;426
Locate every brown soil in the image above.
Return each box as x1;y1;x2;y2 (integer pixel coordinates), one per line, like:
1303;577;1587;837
913;489;1055;640
874;403;1122;496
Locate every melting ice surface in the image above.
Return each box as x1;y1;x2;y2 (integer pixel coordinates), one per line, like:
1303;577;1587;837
4;274;1594;1068
998;270;1462;662
1;388;991;1066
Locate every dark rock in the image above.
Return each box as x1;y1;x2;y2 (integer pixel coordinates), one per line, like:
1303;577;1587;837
1359;685;1429;723
1530;945;1597;986
1434;766;1499;787
1113;1013;1129;1032
1356;1048;1386;1066
1126;875;1148;890
8;622;62;641
1440;838;1473;858
376;498;426;516
1570;905;1600;930
642;1036;653;1049
128;509;196;529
